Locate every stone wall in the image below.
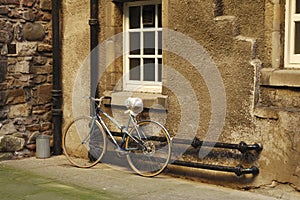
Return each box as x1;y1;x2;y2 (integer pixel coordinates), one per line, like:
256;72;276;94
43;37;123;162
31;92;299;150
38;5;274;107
97;0;300;190
61;0;90;125
159;0;262;186
60;0;300;191
0;0;52;159
255;86;300;189
253;0;300;191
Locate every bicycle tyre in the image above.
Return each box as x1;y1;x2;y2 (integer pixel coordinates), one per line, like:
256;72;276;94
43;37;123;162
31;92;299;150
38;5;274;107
63;116;106;168
125;120;171;177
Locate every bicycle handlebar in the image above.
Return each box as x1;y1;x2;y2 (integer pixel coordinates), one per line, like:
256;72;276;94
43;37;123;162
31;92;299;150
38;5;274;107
85;96;110;107
87;96;135;116
89;96;104;102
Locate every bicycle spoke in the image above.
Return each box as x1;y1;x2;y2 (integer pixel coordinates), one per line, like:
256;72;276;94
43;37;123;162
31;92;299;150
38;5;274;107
63;116;106;168
125;120;171;177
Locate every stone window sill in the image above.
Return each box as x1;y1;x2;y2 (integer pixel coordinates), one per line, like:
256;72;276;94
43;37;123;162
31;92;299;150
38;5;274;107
102;91;168;110
260;68;300;87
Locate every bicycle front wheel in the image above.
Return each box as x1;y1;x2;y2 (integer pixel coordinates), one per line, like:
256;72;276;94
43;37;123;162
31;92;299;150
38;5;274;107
125;120;171;177
63;116;106;168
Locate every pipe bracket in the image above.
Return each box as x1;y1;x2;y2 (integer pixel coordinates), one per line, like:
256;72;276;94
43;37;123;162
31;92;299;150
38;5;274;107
89;18;99;26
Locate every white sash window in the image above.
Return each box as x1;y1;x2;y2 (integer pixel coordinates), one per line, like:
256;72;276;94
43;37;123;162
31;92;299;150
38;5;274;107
285;0;300;68
124;1;162;93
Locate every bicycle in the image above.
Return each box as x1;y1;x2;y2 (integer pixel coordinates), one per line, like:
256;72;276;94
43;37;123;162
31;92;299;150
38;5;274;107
63;96;172;177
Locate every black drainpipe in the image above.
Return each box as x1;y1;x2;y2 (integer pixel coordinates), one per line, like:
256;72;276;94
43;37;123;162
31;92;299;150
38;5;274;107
89;0;99;113
52;0;63;155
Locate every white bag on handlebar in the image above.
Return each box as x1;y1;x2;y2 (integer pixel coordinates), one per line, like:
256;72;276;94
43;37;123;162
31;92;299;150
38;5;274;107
125;97;143;116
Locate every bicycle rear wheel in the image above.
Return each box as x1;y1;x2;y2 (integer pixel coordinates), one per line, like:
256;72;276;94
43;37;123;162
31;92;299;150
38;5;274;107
125;120;171;177
63;116;106;168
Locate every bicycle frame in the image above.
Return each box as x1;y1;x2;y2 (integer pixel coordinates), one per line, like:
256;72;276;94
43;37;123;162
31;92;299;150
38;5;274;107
63;96;172;176
94;106;145;151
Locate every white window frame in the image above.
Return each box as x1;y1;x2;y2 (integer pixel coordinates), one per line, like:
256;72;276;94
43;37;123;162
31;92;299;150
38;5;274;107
123;0;162;93
285;0;300;68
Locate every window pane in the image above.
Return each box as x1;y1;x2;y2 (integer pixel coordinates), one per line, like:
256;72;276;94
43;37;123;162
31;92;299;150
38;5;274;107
297;0;300;13
144;31;155;55
130;58;140;80
130;6;141;29
130;32;140;55
295;22;300;54
143;5;155;28
158;58;162;82
158;31;162;55
158;4;162;27
144;58;155;81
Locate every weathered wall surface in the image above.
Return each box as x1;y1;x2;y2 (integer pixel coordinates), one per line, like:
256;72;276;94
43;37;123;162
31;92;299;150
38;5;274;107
0;0;53;158
60;0;300;191
162;0;300;190
61;0;90;126
255;87;300;189
161;0;262;187
255;0;300;191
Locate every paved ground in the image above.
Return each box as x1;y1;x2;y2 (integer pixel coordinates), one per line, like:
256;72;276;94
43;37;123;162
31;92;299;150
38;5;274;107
0;155;298;200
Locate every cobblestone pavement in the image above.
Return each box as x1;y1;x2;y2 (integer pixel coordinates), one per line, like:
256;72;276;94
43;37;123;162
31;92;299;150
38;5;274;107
0;156;297;200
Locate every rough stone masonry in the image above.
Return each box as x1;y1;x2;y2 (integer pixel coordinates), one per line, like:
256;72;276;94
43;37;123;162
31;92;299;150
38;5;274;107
0;0;53;159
